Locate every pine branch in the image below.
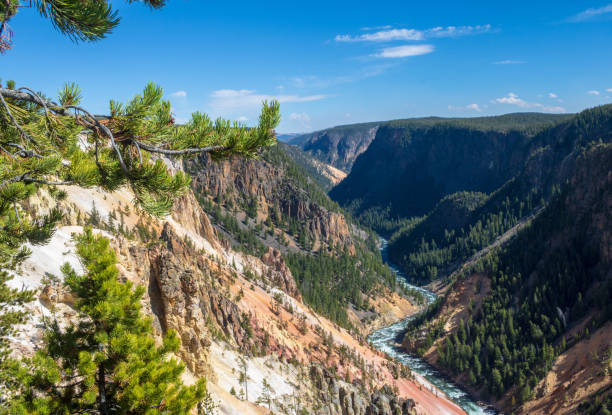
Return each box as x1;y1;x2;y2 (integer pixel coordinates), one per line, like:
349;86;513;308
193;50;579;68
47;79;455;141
132;140;228;155
0;87;271;160
0;89;38;144
0;84;279;217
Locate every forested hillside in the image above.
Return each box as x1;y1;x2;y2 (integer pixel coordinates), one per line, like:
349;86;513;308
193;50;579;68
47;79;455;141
403;141;612;413
321;106;612;412
279;142;347;191
290;122;380;171
385;105;612;283
184;144;412;332
330;113;571;234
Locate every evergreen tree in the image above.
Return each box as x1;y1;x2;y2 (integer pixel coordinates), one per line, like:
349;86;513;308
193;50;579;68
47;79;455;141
0;0;279;410
257;378;274;411
5;228;206;414
1;0;166;52
0;270;34;390
0;79;278;389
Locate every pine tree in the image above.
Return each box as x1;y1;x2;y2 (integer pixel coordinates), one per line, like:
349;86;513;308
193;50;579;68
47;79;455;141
0;269;34;390
0;79;279;389
5;228;206;414
0;0;280;410
237;356;250;402
257;378;274;411
1;1;167;53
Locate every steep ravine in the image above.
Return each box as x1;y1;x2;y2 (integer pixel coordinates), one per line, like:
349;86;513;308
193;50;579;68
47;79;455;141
369;239;497;415
11;179;469;414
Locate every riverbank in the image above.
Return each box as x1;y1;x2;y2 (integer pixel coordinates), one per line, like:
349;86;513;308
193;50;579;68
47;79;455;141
369;238;497;415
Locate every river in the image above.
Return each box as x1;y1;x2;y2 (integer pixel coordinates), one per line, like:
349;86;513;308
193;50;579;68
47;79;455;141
368;238;497;415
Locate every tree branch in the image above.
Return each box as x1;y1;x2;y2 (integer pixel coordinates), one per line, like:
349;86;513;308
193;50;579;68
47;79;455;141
64;105;130;176
0;86;261;178
0;88;60;109
133;140;227;155
1;171;73;187
23;177;74;186
0;90;38;145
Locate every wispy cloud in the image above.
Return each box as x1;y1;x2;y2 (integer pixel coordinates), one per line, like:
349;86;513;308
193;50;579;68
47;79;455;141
288;64;395;89
448;103;483;112
587;90;601;95
494;92;566;113
335;24;492;42
170;90;187;97
372;44;434;59
289;112;311;129
336;28;422;42
210;89;326;111
607;88;612;93
567;3;612;22
492;59;525;65
361;25;392;31
548;92;558;98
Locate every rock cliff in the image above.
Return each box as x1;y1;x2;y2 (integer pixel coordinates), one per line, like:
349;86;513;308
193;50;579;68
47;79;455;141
10;161;465;414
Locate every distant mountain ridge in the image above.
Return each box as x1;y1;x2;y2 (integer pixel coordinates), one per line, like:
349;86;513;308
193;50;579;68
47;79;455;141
329;112;572;228
290;122;380;171
290;113;572;172
321;104;612;413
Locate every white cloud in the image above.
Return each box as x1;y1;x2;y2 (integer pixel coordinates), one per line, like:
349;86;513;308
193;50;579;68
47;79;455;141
494;92;566;113
568;3;612;22
548;92;558;98
495;93;532;108
289;112;311;129
170;90;187;97
448;103;483;112
492;59;525;65
361;25;393;31
237;116;248;122
289;112;310;122
335;24;492;42
607;88;612;92
426;25;493;38
210;89;326;111
336;28;422;42
587;90;600;95
372;44;434;58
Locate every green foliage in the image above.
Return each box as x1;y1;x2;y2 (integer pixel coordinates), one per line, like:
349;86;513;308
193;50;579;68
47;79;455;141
0;270;35;388
279;142;338;191
286;243;396;330
5;228;206;414
389;189;542;283
1;0;167;51
1;81;279;217
198;198;266;256
435;144;612;404
383;112;572;134
330;113;570;222
0;79;277;406
357;104;612;283
261;143;342;214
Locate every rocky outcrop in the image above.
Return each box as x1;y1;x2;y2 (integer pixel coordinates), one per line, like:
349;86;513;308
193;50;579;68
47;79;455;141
309;366;416;415
170;192;220;250
291;124;380;172
186;150;354;251
261;247;301;300
276;181;352;247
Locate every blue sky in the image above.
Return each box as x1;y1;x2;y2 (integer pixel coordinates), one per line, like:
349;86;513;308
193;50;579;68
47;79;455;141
2;1;612;132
